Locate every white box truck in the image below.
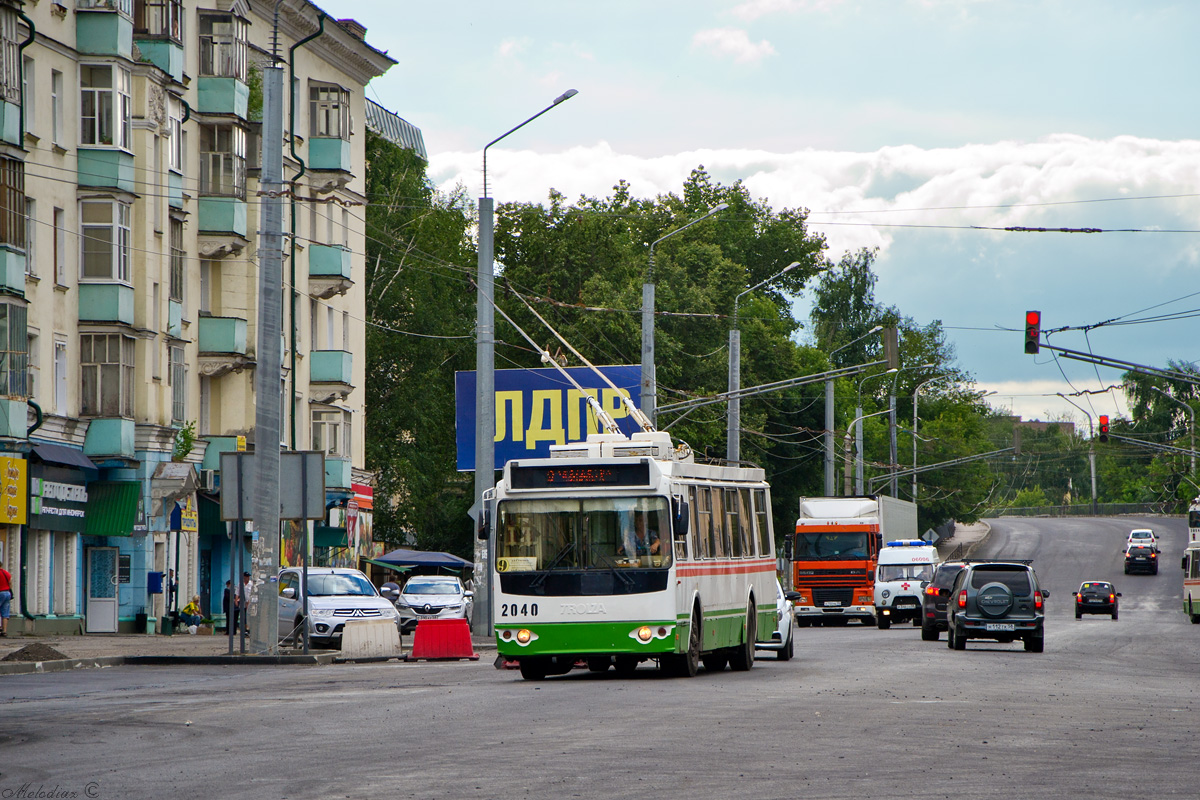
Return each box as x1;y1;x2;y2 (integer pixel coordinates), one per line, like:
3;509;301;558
787;496;919;626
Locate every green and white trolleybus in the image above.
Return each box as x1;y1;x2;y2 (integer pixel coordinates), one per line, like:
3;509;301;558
486;430;778;680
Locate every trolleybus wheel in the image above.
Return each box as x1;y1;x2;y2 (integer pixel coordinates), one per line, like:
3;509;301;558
519;658;548;681
665;608;702;677
729;602;756;671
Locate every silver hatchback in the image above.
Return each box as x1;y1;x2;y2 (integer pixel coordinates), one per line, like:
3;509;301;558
390;576;474;633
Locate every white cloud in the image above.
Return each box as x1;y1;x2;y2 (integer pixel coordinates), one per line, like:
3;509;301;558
691;28;776;64
498;37;530;57
977;380;1129;425
731;0;843;21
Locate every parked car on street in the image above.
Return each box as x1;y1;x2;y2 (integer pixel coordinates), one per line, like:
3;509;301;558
756;580;795;660
1125;543;1159;575
390;575;474;633
1074;581;1120;619
945;561;1048;653
920;560;968;641
277;567;402;649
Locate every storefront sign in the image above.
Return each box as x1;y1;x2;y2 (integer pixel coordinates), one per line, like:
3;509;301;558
0;456;26;525
29;468;88;533
180;496;198;532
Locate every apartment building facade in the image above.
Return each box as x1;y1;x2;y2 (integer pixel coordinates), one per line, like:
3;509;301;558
6;0;401;633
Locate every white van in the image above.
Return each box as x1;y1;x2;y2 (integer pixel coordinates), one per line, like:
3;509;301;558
874;539;938;629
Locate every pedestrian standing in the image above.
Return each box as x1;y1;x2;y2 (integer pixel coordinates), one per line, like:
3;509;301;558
239;572;252;635
223;579;236;633
0;560;12;637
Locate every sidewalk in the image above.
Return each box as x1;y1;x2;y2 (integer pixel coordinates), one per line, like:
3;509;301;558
0;628;497;675
936;520;991;560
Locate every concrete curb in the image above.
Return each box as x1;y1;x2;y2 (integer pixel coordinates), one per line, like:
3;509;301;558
0;657;125;676
126;653;339;666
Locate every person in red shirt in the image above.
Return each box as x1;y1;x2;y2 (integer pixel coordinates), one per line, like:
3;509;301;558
0;560;12;636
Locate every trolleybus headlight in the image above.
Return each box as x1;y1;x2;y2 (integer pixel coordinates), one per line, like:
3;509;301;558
516;629;533;644
636;626;653;642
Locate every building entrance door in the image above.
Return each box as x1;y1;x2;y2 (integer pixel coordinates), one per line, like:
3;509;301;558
85;547;119;633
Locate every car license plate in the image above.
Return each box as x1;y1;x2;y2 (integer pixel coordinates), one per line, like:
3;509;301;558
895;601;916;608
1087;598;1102;603
822;600;842;607
985;623;1015;632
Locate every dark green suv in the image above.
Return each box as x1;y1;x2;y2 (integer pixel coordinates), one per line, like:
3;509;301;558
945;562;1048;653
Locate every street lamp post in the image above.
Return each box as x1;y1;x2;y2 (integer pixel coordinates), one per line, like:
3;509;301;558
844;408;891;496
823;326;883;496
727;261;800;462
1058;393;1097;515
1151;385;1195;478
474;89;578;636
642;203;728;424
855;369;898;494
889;363;935;497
911;374;953;501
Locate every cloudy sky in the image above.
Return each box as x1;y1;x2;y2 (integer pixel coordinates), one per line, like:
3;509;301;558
320;0;1200;424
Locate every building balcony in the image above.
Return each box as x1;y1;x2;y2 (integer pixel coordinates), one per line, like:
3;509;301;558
78;149;136;193
75;3;134;59
78;283;135;325
197;197;248;257
167;299;182;338
309;350;353;403
0;246;25;297
83;417;136;460
198;315;252;378
0;100;19;147
307;138;352;193
135;39;184;83
308;244;352;298
0;398;27;439
167;172;184;209
325;456;351;491
196;77;249;119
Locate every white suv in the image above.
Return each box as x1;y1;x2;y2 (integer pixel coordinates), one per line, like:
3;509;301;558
277;567;401;649
389;576;473;633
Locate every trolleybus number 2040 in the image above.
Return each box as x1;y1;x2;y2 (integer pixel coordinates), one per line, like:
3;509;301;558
499;603;539;618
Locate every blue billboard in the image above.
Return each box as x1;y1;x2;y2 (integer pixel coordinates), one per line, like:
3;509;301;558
455;365;642;470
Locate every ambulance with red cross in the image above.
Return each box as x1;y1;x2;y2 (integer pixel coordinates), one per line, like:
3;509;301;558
873;540;938;629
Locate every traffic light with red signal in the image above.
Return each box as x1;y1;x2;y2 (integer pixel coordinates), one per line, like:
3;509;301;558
1024;311;1041;354
1098;415;1109;443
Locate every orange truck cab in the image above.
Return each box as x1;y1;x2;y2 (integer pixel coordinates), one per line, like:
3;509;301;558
786;496;917;627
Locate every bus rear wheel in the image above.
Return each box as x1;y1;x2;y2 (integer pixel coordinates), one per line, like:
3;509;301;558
729;602;756;671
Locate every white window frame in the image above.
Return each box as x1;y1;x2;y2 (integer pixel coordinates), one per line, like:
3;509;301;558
80;332;135;418
311;407;351;457
198;123;246;199
0;301;28;398
168;343;185;422
21;55;32;136
23;197;34;276
0;10;18;106
198;13;247;81
80;199;131;283
51;70;63;146
309;82;349;140
80;63;132;150
167;95;183;173
169;217;184;303
54;338;67;413
53;207;66;286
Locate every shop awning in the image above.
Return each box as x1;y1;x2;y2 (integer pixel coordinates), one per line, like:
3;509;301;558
363;558;412;574
31;443;98;473
375;547;473;571
151;462;199;515
85;481;143;538
313;525;347;548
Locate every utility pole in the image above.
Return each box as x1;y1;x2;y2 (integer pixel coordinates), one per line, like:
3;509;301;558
249;59;285;653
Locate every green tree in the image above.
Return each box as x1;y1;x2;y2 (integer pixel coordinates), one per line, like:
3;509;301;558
364;130;477;555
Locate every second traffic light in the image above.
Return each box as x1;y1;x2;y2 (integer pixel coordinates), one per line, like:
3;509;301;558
1024;311;1041;354
1098;415;1110;443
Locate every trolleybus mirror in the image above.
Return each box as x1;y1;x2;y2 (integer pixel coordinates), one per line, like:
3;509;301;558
672;499;689;539
477;508;490;540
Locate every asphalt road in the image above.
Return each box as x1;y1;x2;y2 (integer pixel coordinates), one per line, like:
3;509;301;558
2;516;1199;800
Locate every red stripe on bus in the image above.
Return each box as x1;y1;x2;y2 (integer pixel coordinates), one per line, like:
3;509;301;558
678;562;776;577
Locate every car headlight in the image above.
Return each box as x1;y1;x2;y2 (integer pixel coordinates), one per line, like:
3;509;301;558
310;607;334;618
881;589;891;599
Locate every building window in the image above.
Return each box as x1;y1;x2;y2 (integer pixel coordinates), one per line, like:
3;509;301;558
80;333;134;417
80;64;132;149
77;0;133;15
26;328;36;400
168;344;185;422
21;56;32;135
23;198;34;276
310;83;349;139
54;339;67;413
0;157;24;250
133;0;182;41
53;208;66;286
167;97;183;173
0;302;28;398
311;408;350;457
198;124;246;199
80;199;131;282
169;218;184;302
198;14;247;80
0;10;18;106
51;70;63;146
199;259;212;314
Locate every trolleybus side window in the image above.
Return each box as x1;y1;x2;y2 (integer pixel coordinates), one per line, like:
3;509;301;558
711;488;728;557
696;486;714;559
753;488;771;556
687;486;701;560
738;487;753;557
725;488;741;557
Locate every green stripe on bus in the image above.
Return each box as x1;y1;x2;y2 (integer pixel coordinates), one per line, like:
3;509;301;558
495;620;678;658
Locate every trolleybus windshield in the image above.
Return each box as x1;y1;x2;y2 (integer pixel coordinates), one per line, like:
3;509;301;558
497;496;671;572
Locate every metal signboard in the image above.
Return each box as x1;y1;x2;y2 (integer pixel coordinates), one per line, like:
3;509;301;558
454;365;641;471
220;451;325;521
